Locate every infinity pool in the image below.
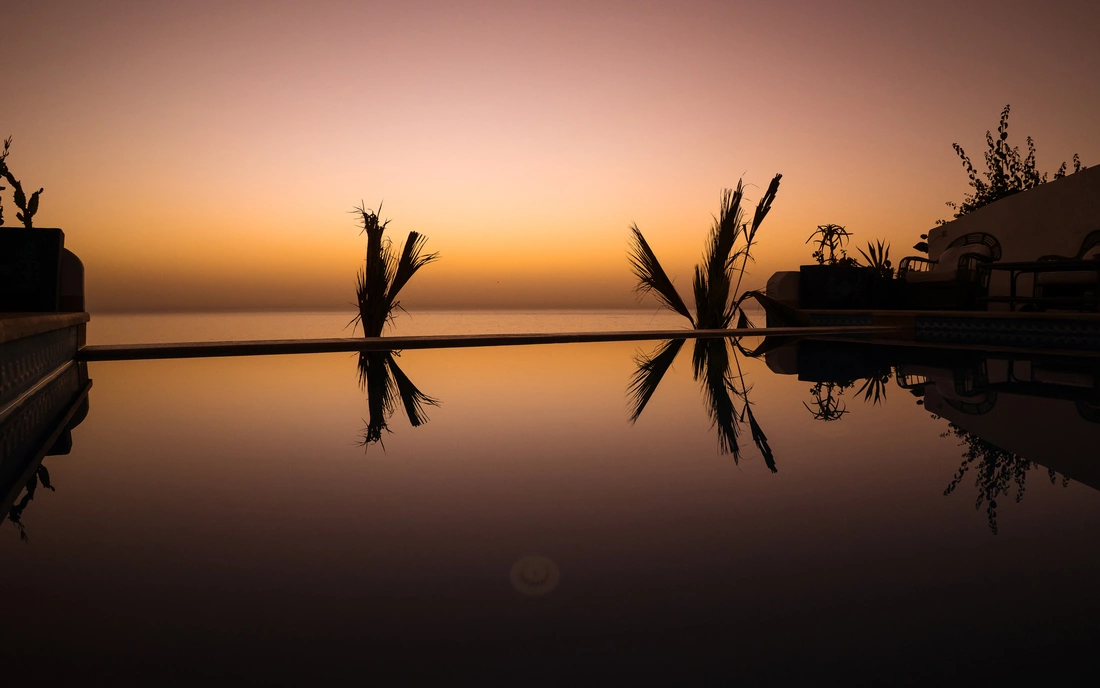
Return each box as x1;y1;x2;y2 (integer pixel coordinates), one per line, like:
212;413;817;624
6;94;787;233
4;312;1098;683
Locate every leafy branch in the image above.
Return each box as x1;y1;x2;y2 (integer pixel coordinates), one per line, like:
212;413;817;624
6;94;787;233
0;137;44;228
942;104;1084;223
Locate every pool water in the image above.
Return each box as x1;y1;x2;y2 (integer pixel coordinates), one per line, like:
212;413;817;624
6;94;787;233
3;311;1098;683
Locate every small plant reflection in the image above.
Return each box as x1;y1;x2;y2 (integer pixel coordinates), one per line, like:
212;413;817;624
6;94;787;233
7;464;54;543
803;381;851;422
855;371;892;405
803;368;892;422
357;351;439;450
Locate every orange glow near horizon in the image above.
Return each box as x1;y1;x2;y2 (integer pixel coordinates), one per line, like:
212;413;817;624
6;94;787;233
4;0;1099;311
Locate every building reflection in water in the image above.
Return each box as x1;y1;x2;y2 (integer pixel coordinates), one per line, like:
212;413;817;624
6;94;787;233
767;338;1099;532
1;361;92;542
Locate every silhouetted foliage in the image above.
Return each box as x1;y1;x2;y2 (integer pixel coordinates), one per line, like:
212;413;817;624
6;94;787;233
358;350;438;449
806;224;855;266
626;174;783;462
627;338;686;422
942;105;1085;222
352;202;438;337
913;234;929;254
855;370;891;405
629;174;782;330
629;336;777;470
803;381;851;421
856;240;892;278
8;464;55;543
0;136;45;229
941;422;1068;535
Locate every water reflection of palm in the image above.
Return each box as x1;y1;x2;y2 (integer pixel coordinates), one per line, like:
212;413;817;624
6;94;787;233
626;176;783;470
629;337;776;471
357;351;438;449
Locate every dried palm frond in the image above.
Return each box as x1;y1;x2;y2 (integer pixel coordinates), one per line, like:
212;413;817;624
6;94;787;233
695;184;745;330
627;339;686;423
628;225;694;325
387;353;440;427
387;231;439;311
358;351;398;447
742;402;776;473
695;338;740;458
736;309;752;329
731;173;782;300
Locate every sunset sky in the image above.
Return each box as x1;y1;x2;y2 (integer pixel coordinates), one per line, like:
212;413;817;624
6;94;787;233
4;0;1098;311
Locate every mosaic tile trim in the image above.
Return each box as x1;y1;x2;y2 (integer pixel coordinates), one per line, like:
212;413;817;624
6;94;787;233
915;316;1100;350
0;327;80;409
0;362;83;480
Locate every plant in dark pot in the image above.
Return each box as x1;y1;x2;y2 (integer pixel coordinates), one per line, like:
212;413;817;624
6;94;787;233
799;223;872;309
0;136;80;312
856;239;902;308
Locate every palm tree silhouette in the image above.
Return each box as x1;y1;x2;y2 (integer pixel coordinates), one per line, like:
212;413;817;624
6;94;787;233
627;175;782;331
352;202;437;338
626;176;782;467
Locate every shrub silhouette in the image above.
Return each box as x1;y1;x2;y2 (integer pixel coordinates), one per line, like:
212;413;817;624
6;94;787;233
943;104;1084;221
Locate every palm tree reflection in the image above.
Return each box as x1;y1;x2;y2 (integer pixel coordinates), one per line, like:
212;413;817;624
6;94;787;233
625;175;784;471
358;351;438;449
630;337;776;472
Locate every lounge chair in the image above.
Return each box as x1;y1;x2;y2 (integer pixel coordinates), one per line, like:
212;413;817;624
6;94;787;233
1032;229;1100;310
897;233;1001;309
898;232;1001;284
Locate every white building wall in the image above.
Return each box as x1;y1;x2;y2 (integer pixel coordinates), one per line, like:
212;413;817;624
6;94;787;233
926;164;1100;262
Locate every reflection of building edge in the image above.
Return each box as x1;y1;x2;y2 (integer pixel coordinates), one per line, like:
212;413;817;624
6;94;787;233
923;379;1099;492
766;339;1100;491
0;362;92;523
800;311;1100;353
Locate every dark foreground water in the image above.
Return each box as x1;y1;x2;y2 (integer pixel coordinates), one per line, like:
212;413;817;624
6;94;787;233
3;312;1099;684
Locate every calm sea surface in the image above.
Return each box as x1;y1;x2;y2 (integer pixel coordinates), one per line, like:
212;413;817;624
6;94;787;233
4;310;1099;683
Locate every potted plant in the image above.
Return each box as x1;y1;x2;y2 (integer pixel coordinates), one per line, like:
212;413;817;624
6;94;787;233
799;224;873;309
856;239;903;308
0;136;67;312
